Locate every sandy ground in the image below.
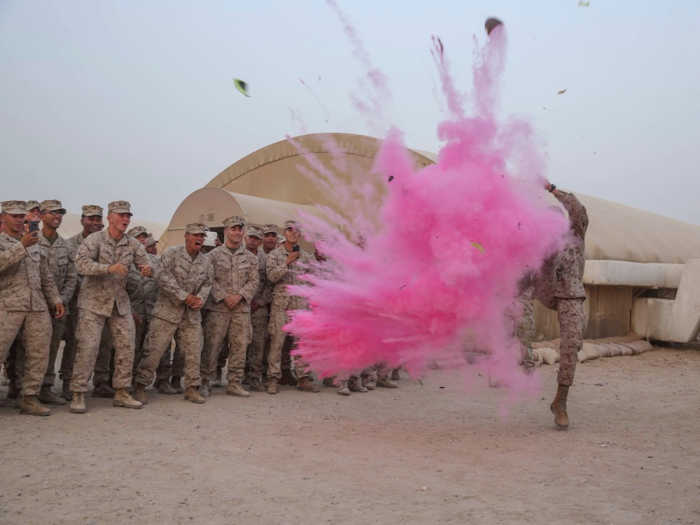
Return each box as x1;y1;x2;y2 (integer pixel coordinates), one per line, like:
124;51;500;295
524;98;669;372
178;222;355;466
1;346;699;525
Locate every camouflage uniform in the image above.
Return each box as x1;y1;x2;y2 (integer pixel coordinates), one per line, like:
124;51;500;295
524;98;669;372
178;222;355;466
201;242;259;384
247;246;273;381
0;202;63;398
533;191;588;387
127;252;159;371
70;221;152;393
514;275;535;371
266;242;312;380
134;243;213;389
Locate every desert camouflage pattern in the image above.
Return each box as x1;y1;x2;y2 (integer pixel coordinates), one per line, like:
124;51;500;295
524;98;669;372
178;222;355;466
201;311;251;383
557;298;586;386
205;244;259;314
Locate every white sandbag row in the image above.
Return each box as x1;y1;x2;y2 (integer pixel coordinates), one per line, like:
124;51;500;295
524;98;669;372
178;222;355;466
531;333;654;365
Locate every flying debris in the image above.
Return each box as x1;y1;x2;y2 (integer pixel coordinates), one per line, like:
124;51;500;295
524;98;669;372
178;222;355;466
233;79;250;97
388;175;395;182
485;18;503;36
471;242;485;253
579;1;590;6
558;89;567;94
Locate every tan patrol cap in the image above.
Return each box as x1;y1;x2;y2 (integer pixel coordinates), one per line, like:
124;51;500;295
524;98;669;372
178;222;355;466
284;220;300;231
185;223;209;234
146;234;157;247
40;199;66;214
1;200;27;214
108;201;132;215
246;226;263;238
25;200;40;211
223;216;246;228
128;226;148;237
82;205;103;217
262;223;279;235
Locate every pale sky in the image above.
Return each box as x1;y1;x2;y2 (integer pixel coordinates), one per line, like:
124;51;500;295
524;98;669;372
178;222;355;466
1;0;699;224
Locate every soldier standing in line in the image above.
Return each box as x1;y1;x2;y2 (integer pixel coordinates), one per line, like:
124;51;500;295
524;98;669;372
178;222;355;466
265;220;319;395
199;217;259;398
70;201;153;414
533;182;589;429
60;205;115;400
0;200;65;416
133;223;213;405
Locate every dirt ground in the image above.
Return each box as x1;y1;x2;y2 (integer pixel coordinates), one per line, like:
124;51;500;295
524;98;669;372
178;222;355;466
1;346;699;525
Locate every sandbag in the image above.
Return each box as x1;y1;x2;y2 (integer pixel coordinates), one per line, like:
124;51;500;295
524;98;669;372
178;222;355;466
595;344;612;358
616;344;634;356
581;343;600;361
608;344;622;357
619;340;654;355
536;347;560;365
577;349;588;363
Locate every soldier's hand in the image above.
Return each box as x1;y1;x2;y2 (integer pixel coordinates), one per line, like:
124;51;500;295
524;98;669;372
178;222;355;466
108;263;128;276
139;265;153;277
251;302;261;312
185;294;203;309
223;294;242;310
133;314;142;325
54;304;65;319
285;251;301;265
20;230;39;248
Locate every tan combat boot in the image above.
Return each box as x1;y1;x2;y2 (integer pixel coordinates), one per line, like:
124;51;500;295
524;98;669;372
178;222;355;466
170;377;183;394
297;377;320;393
249;378;266;392
550;384;570;429
61;380;72;401
38;385;67;406
226;382;251;398
199;379;211;397
185;386;205;404
211;367;223;388
20;395;51;416
391;369;401;381
92;382;116;398
336;380;350;396
376;376;398;389
348;376;368;393
113;388;143;409
70;392;87;414
266;378;278;395
132;384;148;404
158;379;177;395
362;372;376;390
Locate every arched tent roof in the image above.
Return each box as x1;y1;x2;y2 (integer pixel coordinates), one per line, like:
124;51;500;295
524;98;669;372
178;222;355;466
188;132;700;265
57;212;166;241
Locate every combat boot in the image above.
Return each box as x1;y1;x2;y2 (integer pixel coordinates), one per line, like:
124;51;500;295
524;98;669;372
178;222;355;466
226;382;251;398
267;378;278;395
185;386;205;404
39;385;67;405
322;377;335;388
61;380;72;401
348;377;368;393
70;392;87;414
297;377;320;393
170;377;183;394
7;381;20;400
211;367;223;388
391;369;401;381
158;380;178;395
376;376;398;389
336;380;350;396
20;395;51;416
279;370;298;386
199;379;211;397
550;384;570;429
113;388;143;409
92;382;116;398
249;378;266;392
132;384;148;404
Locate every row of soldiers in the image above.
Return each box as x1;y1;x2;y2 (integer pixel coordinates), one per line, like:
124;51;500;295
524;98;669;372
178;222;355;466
0;199;399;416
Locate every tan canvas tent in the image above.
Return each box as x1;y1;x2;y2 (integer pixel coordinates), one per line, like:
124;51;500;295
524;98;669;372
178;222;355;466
57;212;166;241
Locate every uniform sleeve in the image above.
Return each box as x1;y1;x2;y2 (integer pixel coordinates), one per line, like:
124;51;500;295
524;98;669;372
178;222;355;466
133;241;151;270
257;275;274;307
208;250;228;303
555;191;589;242
75;235;110;276
60;246;79;305
266;251;289;283
196;262;214;304
237;256;260;304
0;241;28;274
156;249;189;305
40;251;63;306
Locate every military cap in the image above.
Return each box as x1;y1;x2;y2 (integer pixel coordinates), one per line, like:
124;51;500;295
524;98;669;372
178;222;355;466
82;205;103;217
185;223;209;235
146;234;157;247
246;226;263;239
108;200;132;215
1;200;27;214
25;200;41;211
40;199;66;214
223;216;246;228
284;220;301;231
278;236;286;244
128;226;148;237
262;223;279;235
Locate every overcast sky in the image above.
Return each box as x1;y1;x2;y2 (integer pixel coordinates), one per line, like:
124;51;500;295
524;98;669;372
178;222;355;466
1;0;698;224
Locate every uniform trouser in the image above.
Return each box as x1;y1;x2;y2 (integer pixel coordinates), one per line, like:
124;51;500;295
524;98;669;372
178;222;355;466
71;306;135;393
267;305;310;380
136;317;202;389
155;344;184;380
6;339;25;389
0;310;52;396
216;342;229;369
132;316;148;373
61;307;112;386
556;297;586;387
44;316;67;386
247;315;269;380
516;295;535;371
201;311;251;384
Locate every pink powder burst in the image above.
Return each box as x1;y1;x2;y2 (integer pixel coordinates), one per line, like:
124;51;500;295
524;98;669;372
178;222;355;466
286;24;569;398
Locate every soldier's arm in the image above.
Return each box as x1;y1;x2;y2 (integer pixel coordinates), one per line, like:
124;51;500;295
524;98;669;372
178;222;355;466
156;250;189;305
60;247;79;305
553;190;589;242
40;251;63;307
75;235;110;276
126;266;142;299
196;263;214;304
238;257;260;305
207;250;228;303
133;241;151;270
0;242;28;274
266;251;289;283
